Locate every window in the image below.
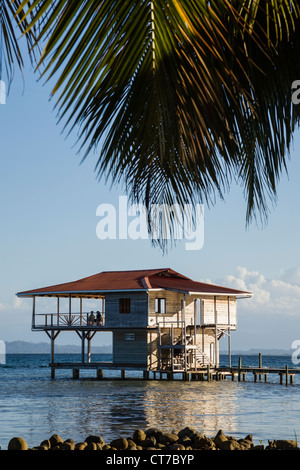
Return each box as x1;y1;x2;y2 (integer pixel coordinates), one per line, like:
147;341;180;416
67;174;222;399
119;298;131;314
155;298;166;314
125;333;135;341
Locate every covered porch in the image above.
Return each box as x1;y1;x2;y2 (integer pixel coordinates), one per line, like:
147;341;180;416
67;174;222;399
25;293;110;373
31;293;106;330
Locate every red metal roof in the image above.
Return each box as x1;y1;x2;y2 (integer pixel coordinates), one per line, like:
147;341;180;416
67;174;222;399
149;275;251;296
17;268;251;297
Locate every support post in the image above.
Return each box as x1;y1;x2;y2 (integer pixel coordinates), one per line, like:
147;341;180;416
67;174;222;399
81;333;85;363
158;325;161;371
227;297;231;368
194;299;197;371
171;325;174;372
87;332;91;363
69;295;72;325
32;296;36;329
183;296;187;374
143;370;149;380
238;356;242;382
57;297;60;326
48;330;60;377
214;296;218;368
51;330;55;365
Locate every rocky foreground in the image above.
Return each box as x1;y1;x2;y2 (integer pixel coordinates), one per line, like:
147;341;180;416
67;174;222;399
6;428;300;451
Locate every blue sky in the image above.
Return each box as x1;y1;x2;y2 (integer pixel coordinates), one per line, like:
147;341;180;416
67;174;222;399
1;55;300;352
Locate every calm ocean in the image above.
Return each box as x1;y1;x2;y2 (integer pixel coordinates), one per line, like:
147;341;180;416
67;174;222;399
0;353;300;449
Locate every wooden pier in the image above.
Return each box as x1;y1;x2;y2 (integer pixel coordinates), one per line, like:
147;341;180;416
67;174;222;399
49;355;300;385
217;365;297;385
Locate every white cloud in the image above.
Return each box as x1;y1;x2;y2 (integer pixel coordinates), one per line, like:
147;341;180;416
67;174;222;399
280;266;300;285
218;266;300;316
0;296;31;312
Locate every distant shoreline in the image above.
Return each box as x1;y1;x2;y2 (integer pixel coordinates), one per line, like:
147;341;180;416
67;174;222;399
4;341;112;354
220;349;292;356
3;341;292;356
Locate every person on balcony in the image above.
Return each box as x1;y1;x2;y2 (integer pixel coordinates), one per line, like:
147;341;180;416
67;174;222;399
88;311;95;325
96;311;102;326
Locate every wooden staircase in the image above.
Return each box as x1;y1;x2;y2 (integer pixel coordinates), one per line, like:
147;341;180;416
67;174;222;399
173;335;215;369
195;346;214;368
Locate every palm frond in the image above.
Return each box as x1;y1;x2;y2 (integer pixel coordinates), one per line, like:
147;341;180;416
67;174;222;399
0;0;37;86
12;0;300;250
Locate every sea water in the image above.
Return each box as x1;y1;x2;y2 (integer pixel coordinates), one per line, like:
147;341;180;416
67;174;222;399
0;353;300;449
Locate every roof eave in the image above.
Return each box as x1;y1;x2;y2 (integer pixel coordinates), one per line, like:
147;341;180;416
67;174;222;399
17;289;252;298
17;288;149;297
188;291;252;298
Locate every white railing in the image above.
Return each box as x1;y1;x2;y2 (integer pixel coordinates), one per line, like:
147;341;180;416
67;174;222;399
33;312;105;328
157;319;185;328
195;346;214;367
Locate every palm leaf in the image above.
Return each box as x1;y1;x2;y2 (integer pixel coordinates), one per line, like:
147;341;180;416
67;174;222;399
12;0;300;249
0;0;37;87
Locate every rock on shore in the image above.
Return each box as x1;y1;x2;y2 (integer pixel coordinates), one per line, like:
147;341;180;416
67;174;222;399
6;428;299;451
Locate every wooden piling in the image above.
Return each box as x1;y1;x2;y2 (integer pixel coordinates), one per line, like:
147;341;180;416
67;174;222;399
207;365;210;382
238;357;242;382
143;370;149;380
48;361;298;384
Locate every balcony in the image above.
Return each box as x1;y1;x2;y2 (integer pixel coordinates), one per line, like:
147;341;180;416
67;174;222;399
32;312;105;329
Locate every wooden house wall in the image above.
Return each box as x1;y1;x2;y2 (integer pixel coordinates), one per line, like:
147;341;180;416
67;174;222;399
104;292;148;328
148;290;182;326
148;291;237;328
147;328;218;369
200;296;237;327
147;330;159;369
196;329;217;364
113;329;148;365
105;290;237;369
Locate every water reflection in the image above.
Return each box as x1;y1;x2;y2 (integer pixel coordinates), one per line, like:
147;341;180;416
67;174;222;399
39;380;243;445
141;381;241;436
1;373;300;448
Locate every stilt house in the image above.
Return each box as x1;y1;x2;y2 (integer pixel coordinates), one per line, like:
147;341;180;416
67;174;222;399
17;268;251;376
